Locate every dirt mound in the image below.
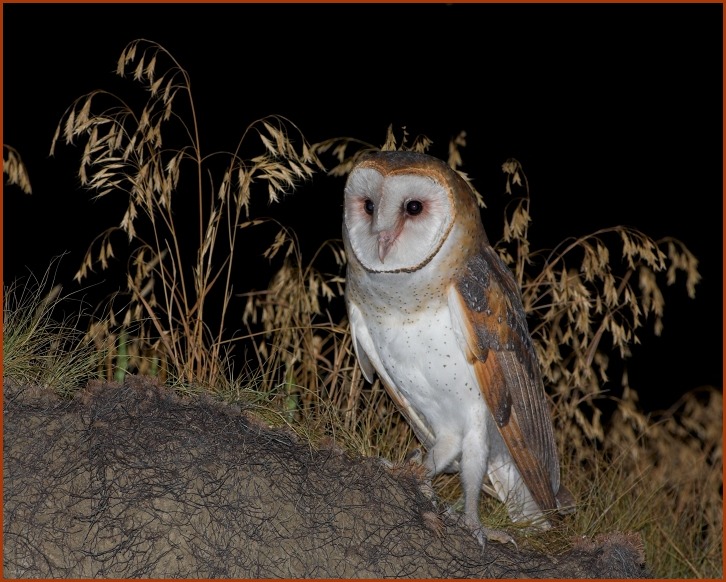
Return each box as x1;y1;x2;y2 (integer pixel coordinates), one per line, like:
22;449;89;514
3;375;648;578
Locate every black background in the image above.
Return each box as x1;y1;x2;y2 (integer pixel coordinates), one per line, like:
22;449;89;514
3;3;722;411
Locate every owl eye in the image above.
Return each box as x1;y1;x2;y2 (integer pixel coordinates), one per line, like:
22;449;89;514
405;200;423;216
363;199;375;215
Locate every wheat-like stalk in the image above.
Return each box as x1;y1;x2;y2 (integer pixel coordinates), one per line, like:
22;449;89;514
40;40;717;577
494;158;702;444
50;39;323;386
3;144;33;194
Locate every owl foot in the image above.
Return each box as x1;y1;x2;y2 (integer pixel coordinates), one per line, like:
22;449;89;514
478;526;517;549
404;447;423;463
459;511;517;550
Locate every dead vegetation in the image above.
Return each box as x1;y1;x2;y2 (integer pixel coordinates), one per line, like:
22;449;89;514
3;39;720;578
3;144;33;194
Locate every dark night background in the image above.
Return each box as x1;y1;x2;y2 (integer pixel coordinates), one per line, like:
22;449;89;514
3;3;722;412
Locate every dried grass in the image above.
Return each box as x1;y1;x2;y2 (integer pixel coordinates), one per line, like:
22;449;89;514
50;39;322;387
32;40;721;578
3;257;100;396
3;144;33;194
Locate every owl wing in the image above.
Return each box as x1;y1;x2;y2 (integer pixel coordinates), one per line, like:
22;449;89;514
448;245;561;515
347;300;437;450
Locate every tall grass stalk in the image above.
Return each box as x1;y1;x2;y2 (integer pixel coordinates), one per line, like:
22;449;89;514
45;42;719;578
3;144;33;194
51;39;322;387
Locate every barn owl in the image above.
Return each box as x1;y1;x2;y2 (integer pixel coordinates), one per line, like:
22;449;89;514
342;150;572;546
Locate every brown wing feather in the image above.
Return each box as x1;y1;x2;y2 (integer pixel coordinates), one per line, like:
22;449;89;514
473;349;558;513
452;244;561;514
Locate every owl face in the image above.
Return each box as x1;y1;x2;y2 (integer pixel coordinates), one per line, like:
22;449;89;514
343;152;458;273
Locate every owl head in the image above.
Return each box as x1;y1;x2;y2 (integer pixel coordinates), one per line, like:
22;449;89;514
343;150;484;273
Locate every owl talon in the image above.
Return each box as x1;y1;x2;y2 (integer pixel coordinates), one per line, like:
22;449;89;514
481;527;517;549
461;512;516;550
404;447;423;464
468;524;517;551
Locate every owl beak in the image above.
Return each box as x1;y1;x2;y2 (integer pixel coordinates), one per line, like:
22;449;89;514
377;231;397;263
